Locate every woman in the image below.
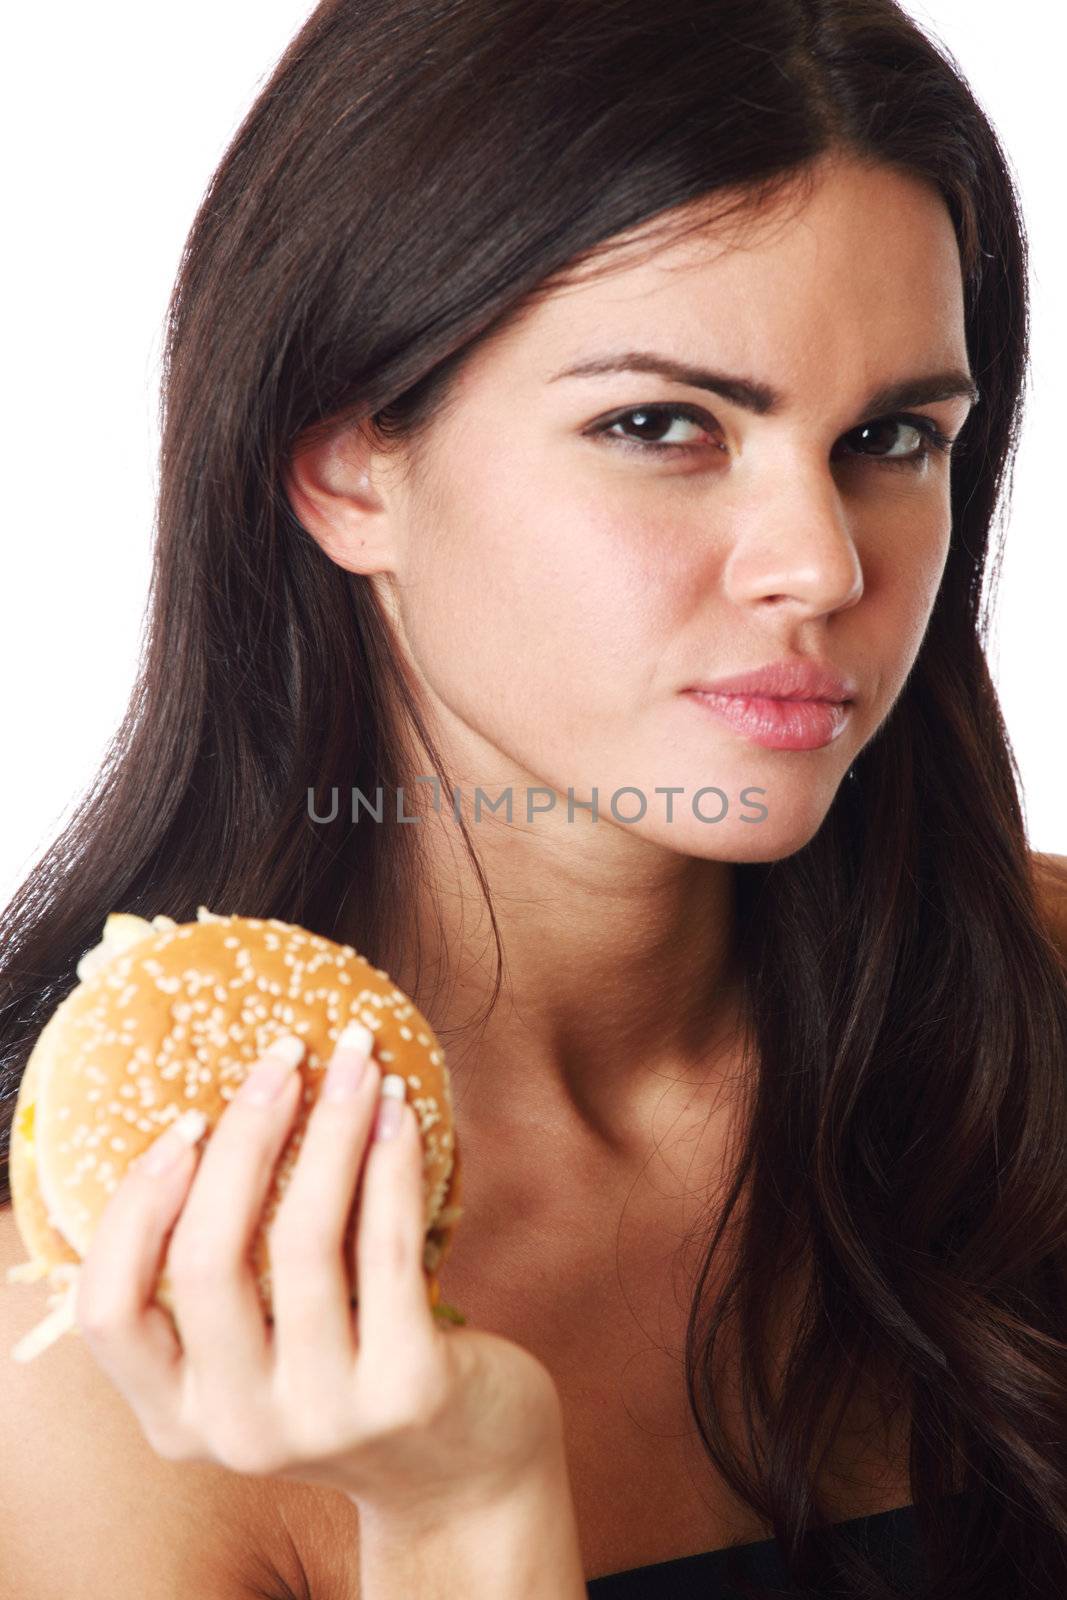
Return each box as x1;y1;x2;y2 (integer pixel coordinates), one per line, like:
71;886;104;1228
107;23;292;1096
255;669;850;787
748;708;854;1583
1;1;1065;1595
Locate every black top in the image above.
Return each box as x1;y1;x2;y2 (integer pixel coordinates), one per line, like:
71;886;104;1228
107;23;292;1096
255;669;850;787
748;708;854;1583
586;1497;935;1597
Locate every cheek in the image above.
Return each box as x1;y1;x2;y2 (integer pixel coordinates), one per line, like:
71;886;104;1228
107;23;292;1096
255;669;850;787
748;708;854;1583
862;499;952;688
397;475;685;733
892;502;951;613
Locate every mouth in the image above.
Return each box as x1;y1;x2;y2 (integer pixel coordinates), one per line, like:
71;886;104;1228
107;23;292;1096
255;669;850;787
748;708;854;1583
685;658;857;703
684;688;853;751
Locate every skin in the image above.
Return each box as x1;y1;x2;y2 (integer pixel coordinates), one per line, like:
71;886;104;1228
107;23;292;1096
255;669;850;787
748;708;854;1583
286;150;976;1179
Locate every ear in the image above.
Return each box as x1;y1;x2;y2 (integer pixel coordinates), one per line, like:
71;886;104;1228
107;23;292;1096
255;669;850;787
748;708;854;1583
283;417;401;576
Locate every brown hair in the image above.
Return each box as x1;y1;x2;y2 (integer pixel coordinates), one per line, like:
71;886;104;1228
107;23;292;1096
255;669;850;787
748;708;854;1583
2;2;1064;1594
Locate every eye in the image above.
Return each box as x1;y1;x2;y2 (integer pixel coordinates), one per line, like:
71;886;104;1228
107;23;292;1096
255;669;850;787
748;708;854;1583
588;403;722;457
833;414;956;469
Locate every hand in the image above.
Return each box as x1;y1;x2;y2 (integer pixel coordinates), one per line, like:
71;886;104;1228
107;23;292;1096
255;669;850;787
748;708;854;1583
73;1027;565;1518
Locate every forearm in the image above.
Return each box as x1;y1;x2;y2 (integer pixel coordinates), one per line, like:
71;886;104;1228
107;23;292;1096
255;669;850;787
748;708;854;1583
355;1434;587;1598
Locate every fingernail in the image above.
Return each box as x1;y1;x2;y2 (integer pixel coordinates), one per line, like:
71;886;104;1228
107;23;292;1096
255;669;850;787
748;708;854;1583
237;1034;305;1105
140;1109;208;1175
322;1021;375;1102
373;1073;407;1142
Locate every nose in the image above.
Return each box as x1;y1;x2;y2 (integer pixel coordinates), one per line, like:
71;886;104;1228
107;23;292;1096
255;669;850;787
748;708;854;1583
721;456;864;620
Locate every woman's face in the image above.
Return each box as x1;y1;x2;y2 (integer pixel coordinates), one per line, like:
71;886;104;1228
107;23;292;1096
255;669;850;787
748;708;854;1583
372;154;976;860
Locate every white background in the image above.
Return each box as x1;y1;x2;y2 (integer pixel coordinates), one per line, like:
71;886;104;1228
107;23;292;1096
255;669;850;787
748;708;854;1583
1;2;1062;910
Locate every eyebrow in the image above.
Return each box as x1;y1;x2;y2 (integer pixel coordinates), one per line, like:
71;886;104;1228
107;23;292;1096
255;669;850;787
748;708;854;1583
548;349;980;418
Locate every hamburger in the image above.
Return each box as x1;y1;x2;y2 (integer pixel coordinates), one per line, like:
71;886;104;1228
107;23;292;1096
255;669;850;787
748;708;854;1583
6;907;465;1363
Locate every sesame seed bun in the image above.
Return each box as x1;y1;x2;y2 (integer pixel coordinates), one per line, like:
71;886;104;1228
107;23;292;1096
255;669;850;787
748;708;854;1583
7;908;464;1362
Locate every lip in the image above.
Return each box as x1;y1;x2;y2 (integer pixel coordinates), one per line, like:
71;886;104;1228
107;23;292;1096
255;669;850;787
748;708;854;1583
684;659;857;702
686;691;851;749
683;658;857;751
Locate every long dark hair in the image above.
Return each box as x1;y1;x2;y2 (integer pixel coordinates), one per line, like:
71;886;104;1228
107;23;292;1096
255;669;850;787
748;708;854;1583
3;2;1064;1594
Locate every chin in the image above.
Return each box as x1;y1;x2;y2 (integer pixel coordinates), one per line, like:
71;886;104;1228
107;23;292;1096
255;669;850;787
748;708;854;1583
655;801;840;864
718;825;827;864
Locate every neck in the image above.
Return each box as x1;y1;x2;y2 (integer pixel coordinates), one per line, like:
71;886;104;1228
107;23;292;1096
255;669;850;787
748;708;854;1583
376;797;750;1155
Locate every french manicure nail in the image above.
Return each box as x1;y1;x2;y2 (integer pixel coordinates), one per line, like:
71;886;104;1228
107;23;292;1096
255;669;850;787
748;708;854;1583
337;1020;375;1056
140;1109;208;1175
374;1074;407;1142
323;1021;375;1102
237;1034;305;1105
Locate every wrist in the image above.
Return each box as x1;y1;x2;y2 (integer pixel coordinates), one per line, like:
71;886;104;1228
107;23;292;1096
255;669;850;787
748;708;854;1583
355;1434;586;1599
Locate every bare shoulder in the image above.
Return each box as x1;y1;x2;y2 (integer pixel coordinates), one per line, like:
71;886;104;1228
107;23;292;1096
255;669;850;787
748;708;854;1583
1030;849;1067;960
0;1202;358;1599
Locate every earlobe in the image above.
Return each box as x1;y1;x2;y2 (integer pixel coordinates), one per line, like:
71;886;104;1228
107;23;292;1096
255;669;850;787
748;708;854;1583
283;420;400;576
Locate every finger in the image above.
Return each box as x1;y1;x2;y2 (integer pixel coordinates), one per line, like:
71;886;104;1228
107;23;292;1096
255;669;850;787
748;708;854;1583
354;1073;436;1381
165;1034;306;1420
73;1109;207;1444
269;1022;382;1391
